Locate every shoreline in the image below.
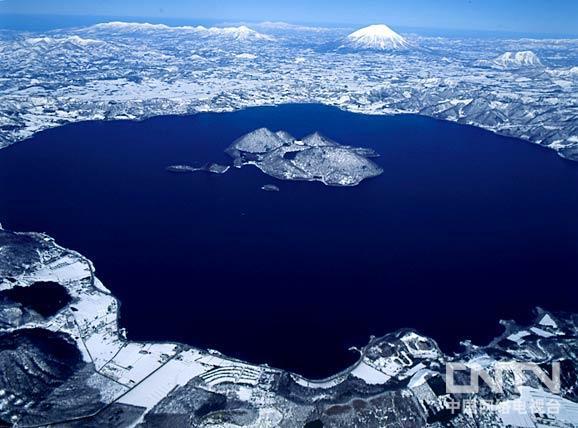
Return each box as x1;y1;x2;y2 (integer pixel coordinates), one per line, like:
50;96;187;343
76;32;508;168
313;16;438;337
2;102;577;163
1;226;577;426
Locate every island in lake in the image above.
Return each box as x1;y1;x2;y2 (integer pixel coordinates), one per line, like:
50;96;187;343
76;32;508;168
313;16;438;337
168;128;383;187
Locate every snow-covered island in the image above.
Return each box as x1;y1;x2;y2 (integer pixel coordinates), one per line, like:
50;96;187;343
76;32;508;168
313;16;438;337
224;128;383;186
167;128;382;187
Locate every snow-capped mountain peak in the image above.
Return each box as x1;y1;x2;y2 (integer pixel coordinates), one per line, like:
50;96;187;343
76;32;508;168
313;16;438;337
90;21;174;31
205;25;274;41
86;22;274;42
346;24;408;50
492;51;543;68
24;35;104;48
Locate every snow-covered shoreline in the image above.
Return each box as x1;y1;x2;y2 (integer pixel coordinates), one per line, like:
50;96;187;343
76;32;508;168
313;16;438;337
1;22;577;160
2;226;578;426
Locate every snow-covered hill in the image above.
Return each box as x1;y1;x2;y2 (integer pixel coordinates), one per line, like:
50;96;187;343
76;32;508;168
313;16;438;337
481;51;543;69
202;25;273;41
87;22;274;41
495;51;542;68
1;22;577;160
25;35;103;46
345;24;409;50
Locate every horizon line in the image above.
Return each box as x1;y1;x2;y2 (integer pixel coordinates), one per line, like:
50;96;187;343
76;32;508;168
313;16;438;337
1;12;577;38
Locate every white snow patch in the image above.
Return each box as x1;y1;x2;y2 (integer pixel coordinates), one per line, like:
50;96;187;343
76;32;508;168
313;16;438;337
539;314;558;328
117;349;210;410
351;362;390;385
235;53;257;60
507;330;530;344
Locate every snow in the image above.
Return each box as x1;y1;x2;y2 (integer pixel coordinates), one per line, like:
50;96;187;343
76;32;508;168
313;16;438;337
351;362;390;384
86;372;129;403
25;37;52;44
100;343;178;386
235;53;257;60
408;368;436;388
498;387;578;427
373;355;408;377
93;277;111;294
529;327;554;337
26;256;91;284
3;228;578;426
2;22;577;168
346;24;409;50
205;25;274;41
256;21;330;32
236;386;253;401
83;327;124;369
198;363;262;387
25;36;103;46
91;22;175;31
117;350;210;410
507;330;531;344
493;51;542;68
400;332;439;359
89;21;274;41
65;35;103;46
291;374;345;389
539;314;558;327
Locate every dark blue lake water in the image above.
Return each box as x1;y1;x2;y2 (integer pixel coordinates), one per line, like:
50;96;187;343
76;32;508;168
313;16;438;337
1;104;577;378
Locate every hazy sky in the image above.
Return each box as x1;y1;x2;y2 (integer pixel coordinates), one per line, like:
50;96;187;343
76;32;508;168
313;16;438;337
1;0;577;35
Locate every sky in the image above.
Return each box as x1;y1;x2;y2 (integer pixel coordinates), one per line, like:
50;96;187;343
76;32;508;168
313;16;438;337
0;0;577;36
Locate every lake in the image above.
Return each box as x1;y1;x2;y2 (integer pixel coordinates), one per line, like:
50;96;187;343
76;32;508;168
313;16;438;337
0;104;577;378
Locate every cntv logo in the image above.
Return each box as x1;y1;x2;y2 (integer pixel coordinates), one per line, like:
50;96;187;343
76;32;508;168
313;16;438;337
445;362;561;394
